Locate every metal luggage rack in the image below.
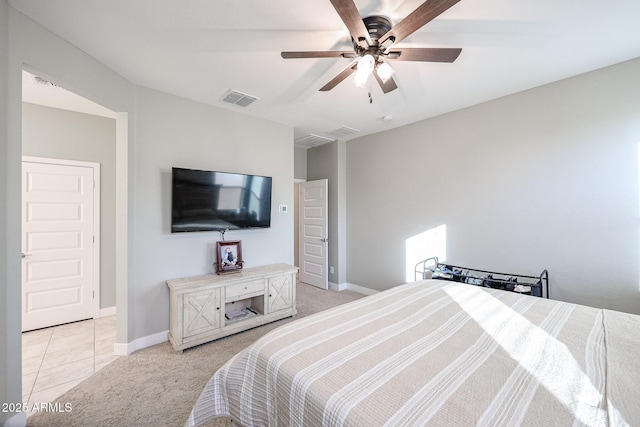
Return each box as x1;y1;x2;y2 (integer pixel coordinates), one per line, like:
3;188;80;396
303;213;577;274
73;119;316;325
415;256;549;299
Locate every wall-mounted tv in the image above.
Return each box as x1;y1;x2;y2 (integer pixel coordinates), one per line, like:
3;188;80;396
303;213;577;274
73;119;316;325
171;167;272;233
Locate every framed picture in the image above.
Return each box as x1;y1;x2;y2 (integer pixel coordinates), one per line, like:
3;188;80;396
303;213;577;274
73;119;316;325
216;241;243;274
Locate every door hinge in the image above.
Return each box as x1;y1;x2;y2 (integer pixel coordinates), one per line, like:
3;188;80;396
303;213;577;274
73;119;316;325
93;235;95;243
93;291;95;299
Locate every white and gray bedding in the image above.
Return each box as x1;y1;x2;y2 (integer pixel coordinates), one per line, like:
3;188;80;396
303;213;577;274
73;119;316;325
186;279;640;426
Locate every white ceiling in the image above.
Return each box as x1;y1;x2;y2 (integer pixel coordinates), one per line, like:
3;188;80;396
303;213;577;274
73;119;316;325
10;0;640;143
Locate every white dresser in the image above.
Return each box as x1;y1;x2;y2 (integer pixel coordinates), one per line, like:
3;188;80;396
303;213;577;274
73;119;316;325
166;263;298;352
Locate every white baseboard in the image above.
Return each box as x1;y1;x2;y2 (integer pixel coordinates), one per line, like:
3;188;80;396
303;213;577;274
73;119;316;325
327;281;378;295
3;412;26;427
345;282;378;295
113;330;169;356
99;306;116;318
328;281;347;291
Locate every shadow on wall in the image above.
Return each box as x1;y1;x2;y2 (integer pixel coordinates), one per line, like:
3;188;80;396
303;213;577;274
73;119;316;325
405;224;447;283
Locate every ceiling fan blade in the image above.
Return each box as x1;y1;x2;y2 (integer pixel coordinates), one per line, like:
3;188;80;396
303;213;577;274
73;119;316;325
373;72;398;94
319;61;359;91
387;47;461;62
281;51;356;59
329;0;372;48
379;0;461;48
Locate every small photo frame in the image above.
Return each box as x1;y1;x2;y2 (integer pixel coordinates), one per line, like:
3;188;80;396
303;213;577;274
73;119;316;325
216;241;243;274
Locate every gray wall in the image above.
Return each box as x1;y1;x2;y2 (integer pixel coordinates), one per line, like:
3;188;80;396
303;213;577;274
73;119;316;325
346;57;640;315
132;86;294;339
308;140;348;286
0;1;14;424
294;146;307;180
22;102;117;309
293;147;306;273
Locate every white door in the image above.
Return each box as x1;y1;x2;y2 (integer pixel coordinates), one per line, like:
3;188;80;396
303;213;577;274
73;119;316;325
298;179;328;289
22;158;99;332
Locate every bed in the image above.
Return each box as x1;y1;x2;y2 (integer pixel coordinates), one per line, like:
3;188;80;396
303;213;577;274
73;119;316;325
186;279;640;427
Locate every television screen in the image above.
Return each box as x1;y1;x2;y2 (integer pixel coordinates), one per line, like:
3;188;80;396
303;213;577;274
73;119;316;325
171;167;272;232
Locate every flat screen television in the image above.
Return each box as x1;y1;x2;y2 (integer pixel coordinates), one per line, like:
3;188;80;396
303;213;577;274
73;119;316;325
171;167;272;233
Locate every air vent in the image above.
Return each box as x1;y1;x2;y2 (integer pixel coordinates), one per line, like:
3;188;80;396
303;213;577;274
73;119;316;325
31;75;59;88
294;134;335;149
222;90;259;107
327;126;359;138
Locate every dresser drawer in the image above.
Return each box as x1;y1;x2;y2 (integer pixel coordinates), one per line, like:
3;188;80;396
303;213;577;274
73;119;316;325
225;280;265;301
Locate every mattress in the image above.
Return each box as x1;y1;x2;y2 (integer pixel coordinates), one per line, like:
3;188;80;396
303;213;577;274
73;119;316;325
186;279;640;426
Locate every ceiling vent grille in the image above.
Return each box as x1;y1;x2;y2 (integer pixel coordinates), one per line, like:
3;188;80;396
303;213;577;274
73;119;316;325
294;134;335;149
327;126;359;138
222;90;259;107
31;75;59;88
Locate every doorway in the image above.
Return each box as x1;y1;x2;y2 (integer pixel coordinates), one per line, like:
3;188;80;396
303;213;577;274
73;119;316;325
20;69;122;407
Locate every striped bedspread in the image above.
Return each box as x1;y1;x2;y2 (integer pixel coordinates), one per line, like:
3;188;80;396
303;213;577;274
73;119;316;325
186;279;640;427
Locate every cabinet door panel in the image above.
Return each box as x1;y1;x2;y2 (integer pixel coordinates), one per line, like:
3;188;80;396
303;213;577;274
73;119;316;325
184;288;221;338
268;274;294;313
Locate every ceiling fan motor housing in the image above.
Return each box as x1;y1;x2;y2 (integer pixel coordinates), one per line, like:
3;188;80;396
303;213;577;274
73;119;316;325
363;16;392;41
353;15;393;58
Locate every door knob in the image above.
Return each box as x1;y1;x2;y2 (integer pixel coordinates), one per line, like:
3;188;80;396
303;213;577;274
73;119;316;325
320;238;328;243
21;253;32;258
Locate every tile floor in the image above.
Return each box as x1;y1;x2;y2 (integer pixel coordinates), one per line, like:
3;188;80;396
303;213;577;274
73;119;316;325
22;315;118;415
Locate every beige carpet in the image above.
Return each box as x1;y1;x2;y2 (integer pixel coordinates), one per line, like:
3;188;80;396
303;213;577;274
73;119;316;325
27;283;364;427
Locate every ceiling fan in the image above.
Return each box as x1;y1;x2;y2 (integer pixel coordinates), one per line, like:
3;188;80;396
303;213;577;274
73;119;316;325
281;0;462;94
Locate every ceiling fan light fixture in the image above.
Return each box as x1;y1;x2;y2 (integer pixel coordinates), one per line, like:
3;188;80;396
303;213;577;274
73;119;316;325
354;54;375;88
376;61;395;84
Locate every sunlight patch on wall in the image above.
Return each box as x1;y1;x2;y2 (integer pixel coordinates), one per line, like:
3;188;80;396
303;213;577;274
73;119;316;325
405;224;447;283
